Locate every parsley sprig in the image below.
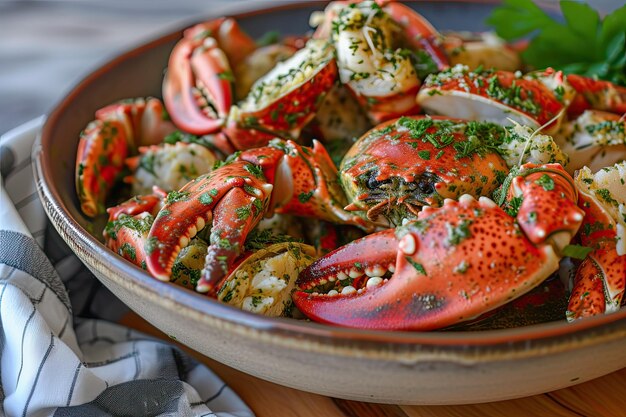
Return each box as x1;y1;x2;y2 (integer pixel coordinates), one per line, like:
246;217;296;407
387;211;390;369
487;0;626;86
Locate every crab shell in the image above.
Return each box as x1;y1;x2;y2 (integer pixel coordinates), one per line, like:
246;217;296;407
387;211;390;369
163;18;256;135
229;39;338;144
566;74;626;118
293;195;566;330
293;163;584;330
75;98;176;217
417;66;565;134
339;116;509;224
217;242;317;317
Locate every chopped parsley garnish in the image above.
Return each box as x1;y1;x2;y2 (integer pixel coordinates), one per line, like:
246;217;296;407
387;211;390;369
298;191;314;203
445;219;473;246
405;257;427;275
535;174;555;191
166;190;190;204
562;244;594;260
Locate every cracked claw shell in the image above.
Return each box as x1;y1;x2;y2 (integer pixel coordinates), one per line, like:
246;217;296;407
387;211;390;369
229;39;338;142
218;242;317;317
417;66;565;134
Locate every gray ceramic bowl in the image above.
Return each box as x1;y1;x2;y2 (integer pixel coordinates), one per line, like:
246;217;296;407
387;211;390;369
34;0;626;405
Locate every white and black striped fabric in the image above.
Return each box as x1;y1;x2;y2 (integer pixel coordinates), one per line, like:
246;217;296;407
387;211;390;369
0;119;255;417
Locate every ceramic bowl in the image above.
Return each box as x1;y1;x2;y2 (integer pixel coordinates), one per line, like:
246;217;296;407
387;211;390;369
34;0;626;405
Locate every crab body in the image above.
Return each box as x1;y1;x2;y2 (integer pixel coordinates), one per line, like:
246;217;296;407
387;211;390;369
340;116;509;225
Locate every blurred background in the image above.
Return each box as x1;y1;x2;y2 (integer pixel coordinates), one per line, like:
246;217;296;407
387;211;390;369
0;0;621;136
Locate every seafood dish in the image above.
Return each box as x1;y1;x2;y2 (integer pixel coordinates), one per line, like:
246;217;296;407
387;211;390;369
74;0;626;331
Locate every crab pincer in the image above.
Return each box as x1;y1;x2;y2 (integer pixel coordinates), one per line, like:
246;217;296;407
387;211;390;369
293;164;584;330
145;139;366;295
75;98;176;217
163;18;255;135
145;161;273;293
567;163;626;320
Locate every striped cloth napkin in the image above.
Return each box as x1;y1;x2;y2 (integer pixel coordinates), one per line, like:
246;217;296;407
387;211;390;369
0;118;254;417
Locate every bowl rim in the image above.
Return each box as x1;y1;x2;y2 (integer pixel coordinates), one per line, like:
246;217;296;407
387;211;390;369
35;0;626;353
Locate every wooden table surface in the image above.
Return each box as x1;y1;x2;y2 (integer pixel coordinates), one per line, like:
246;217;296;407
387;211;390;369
122;312;625;417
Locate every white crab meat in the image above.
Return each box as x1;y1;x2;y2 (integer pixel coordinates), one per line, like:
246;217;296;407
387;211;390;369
332;1;419;98
234;44;296;100
575;162;626;256
445;32;521;72
132;142;218;196
498;121;569;169
217;243;316;317
314;83;372;141
239;39;334;111
555;110;626;174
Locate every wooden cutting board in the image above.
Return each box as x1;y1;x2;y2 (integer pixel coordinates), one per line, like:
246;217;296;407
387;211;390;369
121;313;624;417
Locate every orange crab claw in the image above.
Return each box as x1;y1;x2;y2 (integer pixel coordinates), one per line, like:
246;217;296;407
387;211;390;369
163;18;257;135
103;188;167;269
294;195;566;330
567;164;626;320
504;164;583;250
163;35;234;134
145;161;273;292
294;165;583;330
567;241;626;320
75;98;176;217
145;139;368;294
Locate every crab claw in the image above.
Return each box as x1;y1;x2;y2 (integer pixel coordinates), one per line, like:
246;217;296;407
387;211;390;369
226;39;337;146
567;241;626;320
503;163;584;251
163;34;234;134
566;74;626;118
75;98;176;217
417;66;566;134
146;160;273;293
567;162;626;321
382;1;448;72
294;195;567;330
104;188;167;269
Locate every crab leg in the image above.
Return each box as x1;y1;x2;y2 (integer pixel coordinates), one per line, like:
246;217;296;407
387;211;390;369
197;187;270;293
103;188;166;269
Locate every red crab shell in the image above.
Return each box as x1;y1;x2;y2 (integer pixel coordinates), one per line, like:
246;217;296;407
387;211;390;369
230;40;338;141
293;195;563;330
339;116;509;221
417;68;565;134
